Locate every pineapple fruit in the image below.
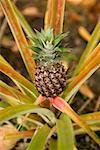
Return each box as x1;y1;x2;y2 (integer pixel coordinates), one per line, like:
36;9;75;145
30;28;70;98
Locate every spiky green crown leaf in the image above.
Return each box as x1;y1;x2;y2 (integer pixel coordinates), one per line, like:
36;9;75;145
29;28;75;64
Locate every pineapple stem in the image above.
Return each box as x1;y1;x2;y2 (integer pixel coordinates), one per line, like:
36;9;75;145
34;95;46;105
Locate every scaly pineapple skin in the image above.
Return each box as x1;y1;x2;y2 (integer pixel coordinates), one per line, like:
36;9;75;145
35;62;67;98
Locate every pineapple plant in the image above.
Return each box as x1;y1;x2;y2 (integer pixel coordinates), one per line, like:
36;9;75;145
0;0;100;149
30;29;69;98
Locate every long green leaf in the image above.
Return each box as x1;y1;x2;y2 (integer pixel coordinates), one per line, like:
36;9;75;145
0;55;39;99
74;125;100;135
12;2;35;37
54;0;65;34
62;24;100;103
0;93;22;105
44;0;65;34
0;80;33;104
74;22;100;75
62;43;100;101
82;111;100;125
0;55;12;68
27;124;51;150
0;61;39;99
0;0;36;80
56;114;74;150
0;104;56;126
0;55;27;94
0;101;9;108
67;66;99;102
63;63;99;102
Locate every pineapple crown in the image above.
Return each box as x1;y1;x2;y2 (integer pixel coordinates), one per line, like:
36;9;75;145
29;28;75;65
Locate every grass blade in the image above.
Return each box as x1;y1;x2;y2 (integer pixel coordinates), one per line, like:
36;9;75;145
56;114;74;150
27;125;51;150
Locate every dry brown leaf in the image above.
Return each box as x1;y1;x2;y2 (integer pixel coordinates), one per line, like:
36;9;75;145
0;125;18;150
67;0;96;8
22;6;40;17
68;11;82;23
1;37;18;52
78;26;91;41
1;37;15;47
79;84;95;99
67;0;82;5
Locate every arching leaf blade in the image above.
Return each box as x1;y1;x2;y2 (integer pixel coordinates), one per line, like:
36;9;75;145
27;124;51;150
56;114;74;150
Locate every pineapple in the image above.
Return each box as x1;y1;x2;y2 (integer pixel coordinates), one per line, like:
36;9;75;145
30;28;70;98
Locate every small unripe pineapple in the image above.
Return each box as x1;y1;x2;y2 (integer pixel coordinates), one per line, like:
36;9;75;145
35;62;67;97
30;28;70;98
